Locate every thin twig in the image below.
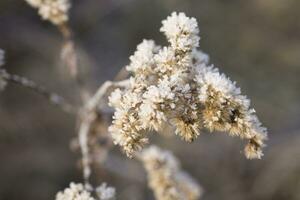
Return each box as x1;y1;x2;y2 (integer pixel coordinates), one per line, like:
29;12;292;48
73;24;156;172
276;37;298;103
0;69;76;114
78;113;94;185
58;23;131;186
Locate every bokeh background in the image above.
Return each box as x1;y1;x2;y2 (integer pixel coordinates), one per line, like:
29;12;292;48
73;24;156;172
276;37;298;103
0;0;300;199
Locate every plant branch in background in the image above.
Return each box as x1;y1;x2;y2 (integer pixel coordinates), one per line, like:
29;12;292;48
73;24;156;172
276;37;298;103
25;0;90;102
0;69;76;114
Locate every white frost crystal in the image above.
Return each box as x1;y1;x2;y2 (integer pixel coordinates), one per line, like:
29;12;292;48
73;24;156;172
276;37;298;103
109;12;268;159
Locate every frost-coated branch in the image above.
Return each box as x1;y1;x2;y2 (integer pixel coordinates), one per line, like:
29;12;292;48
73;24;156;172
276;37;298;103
0;69;76;114
25;0;90;102
77;79;130;184
24;0;125;185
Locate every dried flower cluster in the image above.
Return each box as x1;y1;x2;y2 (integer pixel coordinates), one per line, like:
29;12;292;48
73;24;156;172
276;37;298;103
140;146;202;200
0;49;7;90
109;12;268;159
25;0;70;25
55;182;115;200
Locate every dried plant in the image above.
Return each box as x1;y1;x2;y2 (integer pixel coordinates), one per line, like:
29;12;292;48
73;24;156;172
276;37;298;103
1;2;270;199
108;12;268;159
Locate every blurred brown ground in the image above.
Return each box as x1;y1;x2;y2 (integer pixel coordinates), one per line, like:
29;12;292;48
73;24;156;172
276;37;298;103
0;0;300;200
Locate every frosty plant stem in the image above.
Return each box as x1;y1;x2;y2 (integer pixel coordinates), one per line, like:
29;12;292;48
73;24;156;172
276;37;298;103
0;69;75;114
78;79;130;184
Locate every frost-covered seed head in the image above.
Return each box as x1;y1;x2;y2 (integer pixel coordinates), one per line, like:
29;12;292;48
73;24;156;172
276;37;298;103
160;12;200;52
108;12;268;159
126;39;159;77
25;0;70;25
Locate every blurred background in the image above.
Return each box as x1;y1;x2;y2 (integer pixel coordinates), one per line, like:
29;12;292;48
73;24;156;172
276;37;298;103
0;0;300;199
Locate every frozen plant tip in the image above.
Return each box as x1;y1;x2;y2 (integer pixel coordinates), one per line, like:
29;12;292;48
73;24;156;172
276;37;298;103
55;182;115;200
108;12;268;159
25;0;70;25
140;146;202;200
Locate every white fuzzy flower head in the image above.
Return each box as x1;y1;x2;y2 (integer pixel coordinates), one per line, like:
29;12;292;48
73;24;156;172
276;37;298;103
109;12;268;159
140;146;203;200
126;39;160;77
160;12;200;52
25;0;71;25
